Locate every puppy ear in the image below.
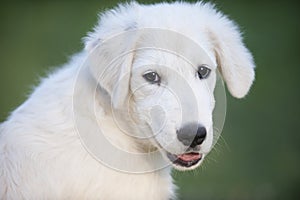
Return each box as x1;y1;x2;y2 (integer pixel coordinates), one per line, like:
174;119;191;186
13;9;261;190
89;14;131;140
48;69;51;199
207;11;255;98
84;3;139;108
110;51;134;109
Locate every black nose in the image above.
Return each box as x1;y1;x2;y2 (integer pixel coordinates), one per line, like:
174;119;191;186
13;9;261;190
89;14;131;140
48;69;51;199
177;124;207;148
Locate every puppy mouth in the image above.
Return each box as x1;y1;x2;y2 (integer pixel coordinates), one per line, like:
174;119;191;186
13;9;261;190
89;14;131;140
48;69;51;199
166;152;202;168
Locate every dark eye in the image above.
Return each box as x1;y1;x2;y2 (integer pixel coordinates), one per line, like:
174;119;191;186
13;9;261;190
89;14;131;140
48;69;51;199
143;71;161;84
197;65;211;79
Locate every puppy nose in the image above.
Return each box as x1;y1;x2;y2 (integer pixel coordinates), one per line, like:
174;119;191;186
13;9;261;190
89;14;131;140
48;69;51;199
177;124;207;148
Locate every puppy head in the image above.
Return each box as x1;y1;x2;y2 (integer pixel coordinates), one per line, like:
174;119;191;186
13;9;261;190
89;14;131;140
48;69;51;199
84;2;255;171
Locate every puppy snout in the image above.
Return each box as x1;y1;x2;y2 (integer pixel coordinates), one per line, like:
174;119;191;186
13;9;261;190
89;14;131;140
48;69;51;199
177;124;207;148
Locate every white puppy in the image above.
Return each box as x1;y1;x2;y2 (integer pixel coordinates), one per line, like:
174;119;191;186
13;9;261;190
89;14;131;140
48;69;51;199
0;2;255;199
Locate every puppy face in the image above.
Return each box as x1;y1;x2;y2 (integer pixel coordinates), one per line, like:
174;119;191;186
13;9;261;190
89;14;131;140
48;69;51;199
125;31;218;170
130;57;215;169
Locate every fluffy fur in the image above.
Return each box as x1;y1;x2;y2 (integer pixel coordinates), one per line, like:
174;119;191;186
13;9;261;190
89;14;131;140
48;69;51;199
0;2;255;199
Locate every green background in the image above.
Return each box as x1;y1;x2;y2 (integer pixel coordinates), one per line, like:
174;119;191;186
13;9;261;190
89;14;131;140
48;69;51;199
0;0;299;199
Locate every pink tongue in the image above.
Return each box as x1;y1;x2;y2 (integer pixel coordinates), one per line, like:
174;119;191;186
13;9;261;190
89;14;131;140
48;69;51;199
178;153;201;162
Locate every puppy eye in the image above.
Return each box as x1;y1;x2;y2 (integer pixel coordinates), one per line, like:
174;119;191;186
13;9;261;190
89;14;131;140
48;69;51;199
143;71;161;84
197;65;211;79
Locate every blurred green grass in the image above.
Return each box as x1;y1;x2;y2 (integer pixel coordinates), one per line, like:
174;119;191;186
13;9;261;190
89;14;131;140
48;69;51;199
0;0;299;199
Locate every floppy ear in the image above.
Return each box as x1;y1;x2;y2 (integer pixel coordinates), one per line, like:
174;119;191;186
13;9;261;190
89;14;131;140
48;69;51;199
207;13;255;98
84;2;139;108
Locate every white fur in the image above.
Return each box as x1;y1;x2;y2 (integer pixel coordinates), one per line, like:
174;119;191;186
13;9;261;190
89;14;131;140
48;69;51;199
0;1;255;199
